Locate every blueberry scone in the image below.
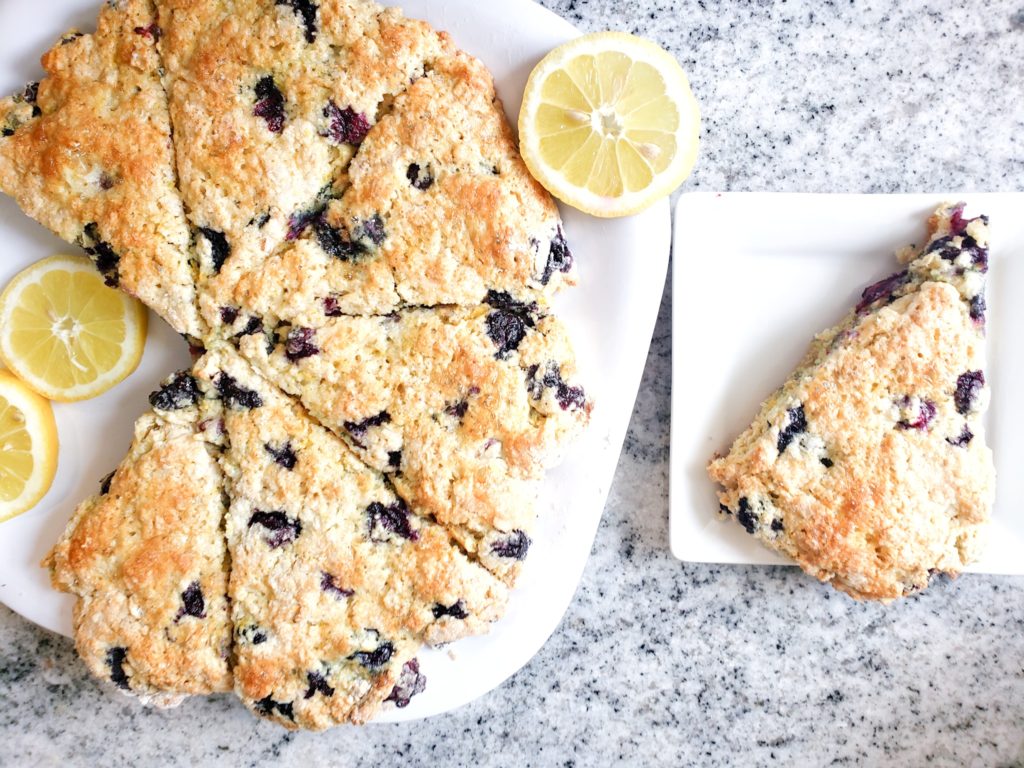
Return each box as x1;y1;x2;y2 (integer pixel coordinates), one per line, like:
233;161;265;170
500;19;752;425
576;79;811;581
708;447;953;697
193;345;508;728
708;203;995;602
234;298;591;583
28;0;593;729
0;0;201;338
44;375;230;704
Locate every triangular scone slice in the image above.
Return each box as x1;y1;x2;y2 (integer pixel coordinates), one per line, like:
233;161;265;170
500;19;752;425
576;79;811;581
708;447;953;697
222;47;575;327
0;0;200;338
234;299;591;584
44;370;230;704
192;345;508;729
708;203;994;602
154;0;446;328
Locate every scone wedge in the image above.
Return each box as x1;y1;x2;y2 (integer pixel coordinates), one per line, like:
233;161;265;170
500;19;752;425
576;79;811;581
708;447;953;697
708;203;995;601
44;375;231;704
0;0;200;338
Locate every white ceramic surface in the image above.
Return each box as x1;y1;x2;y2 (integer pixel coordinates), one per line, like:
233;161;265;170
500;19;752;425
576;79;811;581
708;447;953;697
670;192;1023;576
0;0;672;721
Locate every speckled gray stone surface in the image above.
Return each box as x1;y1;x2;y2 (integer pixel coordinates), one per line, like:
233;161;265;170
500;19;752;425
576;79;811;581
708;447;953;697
3;1;1024;766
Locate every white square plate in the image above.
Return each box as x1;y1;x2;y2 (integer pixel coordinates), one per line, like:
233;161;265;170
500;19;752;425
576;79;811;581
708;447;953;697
670;192;1024;575
0;0;671;721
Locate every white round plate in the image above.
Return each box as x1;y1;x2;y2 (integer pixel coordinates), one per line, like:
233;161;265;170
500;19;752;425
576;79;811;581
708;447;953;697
0;0;671;721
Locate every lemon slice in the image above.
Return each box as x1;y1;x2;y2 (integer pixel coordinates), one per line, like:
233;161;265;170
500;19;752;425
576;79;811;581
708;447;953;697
0;369;58;522
0;255;147;402
519;32;701;218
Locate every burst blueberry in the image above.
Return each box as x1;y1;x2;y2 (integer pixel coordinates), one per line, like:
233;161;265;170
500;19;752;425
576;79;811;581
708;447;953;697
349;641;394;672
970;294;986;323
895;396;936;431
324;101;371;145
253;76;286;133
176;581;206;621
954;370;984;415
384;659;426;708
248;510;302;548
106;647;130;690
315;214;385;261
254;696;294;721
264;441;297;470
344;410;391;448
150;372;201;411
367;500;418;542
285;327;319;361
81;222;120;287
432;601;468;620
320;571;354;600
776;405;807;453
527;363;587;411
406;163;434;191
541;227;573;285
735;497;757;534
304;671;335;699
947;425;974;448
215;373;262;409
856;270;909;313
490;530;530;560
198;227;230;274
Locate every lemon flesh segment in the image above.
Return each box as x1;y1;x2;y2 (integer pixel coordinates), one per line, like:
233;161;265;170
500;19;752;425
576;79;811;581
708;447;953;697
0;370;58;522
520;32;701;218
0;255;147;402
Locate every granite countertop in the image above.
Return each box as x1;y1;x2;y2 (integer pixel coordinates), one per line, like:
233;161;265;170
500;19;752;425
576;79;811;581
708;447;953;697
3;1;1023;766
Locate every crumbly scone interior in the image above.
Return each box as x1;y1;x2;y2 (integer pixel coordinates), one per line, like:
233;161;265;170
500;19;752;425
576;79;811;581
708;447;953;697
44;382;231;704
0;0;201;338
708;204;995;602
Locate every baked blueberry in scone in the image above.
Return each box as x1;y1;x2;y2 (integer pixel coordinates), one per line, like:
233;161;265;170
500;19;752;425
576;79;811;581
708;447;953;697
0;0;201;338
44;372;230;704
708;203;995;602
193;345;507;729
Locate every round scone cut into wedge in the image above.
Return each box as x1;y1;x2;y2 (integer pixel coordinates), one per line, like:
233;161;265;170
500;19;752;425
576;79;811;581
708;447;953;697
0;369;58;522
519;32;700;217
707;203;995;602
0;255;147;402
20;0;593;730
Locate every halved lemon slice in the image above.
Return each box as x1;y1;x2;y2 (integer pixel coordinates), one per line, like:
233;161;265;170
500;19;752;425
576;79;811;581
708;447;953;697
0;369;58;522
519;32;701;218
0;255;147;402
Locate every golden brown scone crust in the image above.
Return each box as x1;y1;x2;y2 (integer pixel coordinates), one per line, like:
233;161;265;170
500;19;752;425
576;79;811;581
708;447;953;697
45;407;231;703
0;0;200;337
708;204;995;602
